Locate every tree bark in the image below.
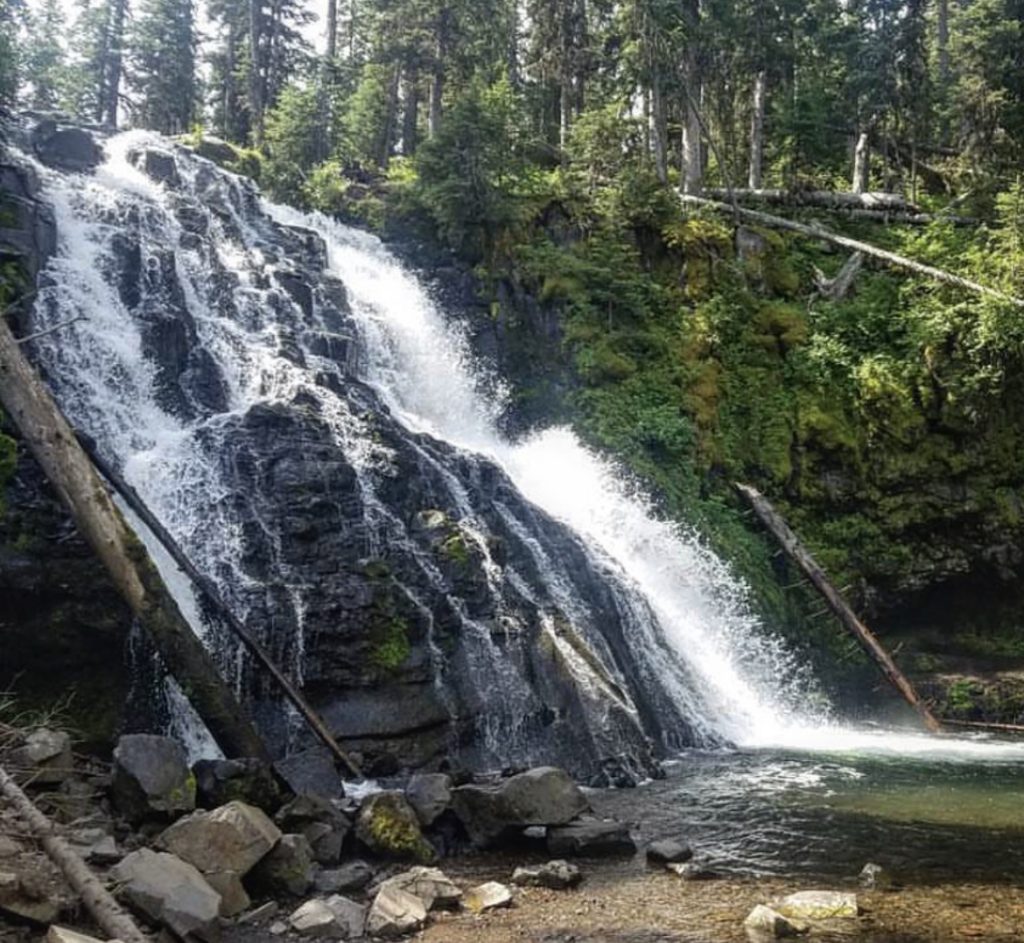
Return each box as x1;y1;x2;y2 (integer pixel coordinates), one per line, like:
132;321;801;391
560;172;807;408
677;192;1024;307
428;7;448;138
734;483;942;733
852;130;870;193
702;188;917;211
937;0;950;89
102;0;127;127
401;63;419;157
0;766;149;943
0;317;270;761
314;0;338;162
248;0;264;146
650;68;668;185
748;69;766;189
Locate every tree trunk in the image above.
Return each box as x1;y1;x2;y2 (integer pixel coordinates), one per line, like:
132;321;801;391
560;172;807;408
734;483;942;733
379;63;400;168
314;0;338;162
558;0;573;151
0;318;270;761
428;7;448;138
401;64;419;156
748;69;766;189
937;0;950;88
680;0;702;193
0;766;149;943
650;69;668;185
248;0;264;146
852;130;870;193
102;0;127;127
223;26;237;141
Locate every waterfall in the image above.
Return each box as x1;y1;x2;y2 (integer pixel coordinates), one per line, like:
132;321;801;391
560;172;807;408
18;128;839;779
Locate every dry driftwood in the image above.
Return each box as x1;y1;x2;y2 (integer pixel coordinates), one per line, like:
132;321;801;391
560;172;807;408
813;252;864;301
734;483;942;733
680;192;1024;309
0;315;269;761
0;765;148;943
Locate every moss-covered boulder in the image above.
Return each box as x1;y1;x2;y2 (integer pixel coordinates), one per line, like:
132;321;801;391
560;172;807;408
355;792;435;863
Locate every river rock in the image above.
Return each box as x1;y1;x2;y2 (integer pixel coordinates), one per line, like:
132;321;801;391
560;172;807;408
646;839;693;865
111;848;221;941
193;757;283;813
356;791;435;862
12;728;73;784
0;869;60;924
860;862;893;890
275;794;351;864
547;819;636;857
378;866;462;910
366;885;428;937
405;772;452;826
157;800;281;876
451;766;590;846
247;833;316;897
464;881;513;913
32;124;103;173
668;861;718;880
289;896;365;938
314;859;375;894
776;890;859;919
132;147;181;188
511;859;582;889
744;904;808;938
111;734;196;822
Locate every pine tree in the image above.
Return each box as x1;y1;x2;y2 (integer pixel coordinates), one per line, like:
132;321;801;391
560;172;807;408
128;0;197;133
20;0;66;110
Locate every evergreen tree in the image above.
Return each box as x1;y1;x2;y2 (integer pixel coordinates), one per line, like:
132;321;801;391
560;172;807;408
128;0;197;133
21;0;67;111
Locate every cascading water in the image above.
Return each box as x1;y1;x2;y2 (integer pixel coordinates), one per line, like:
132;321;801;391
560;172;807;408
16;126;1023;781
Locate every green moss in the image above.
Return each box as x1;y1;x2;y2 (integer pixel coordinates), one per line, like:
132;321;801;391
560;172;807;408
369;615;411;671
439;533;470;565
362;794;435;862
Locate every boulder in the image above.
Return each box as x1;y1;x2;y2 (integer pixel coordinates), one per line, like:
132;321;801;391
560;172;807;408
288;896;365;938
13;728;73;784
646;839;693;865
111;734;196;823
111;848;221;941
667;861;718;880
313;860;375;894
365;885;428;938
744;904;807;938
405;773;452;826
32;125;103;173
193;758;283;813
511;860;582;889
324;895;367;939
46;928;105;943
356;791;435;862
378;866;462;911
451;767;590;846
546;819;636;857
157;800;281;876
132;148;180;188
775;890;858;920
275;794;350;864
205;870;250;918
247;833;316;897
66;827;121;865
464;881;513;913
0;869;60;924
859;862;893;890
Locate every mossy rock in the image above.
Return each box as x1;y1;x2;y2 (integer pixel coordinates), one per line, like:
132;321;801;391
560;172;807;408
355;791;436;863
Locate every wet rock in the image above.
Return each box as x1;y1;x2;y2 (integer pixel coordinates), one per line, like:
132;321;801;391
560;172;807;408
32;124;103;173
0;869;60;924
366;885;428;938
667;861;718;880
191;136;238;166
511;859;582;889
193;757;283;813
274;749;345;799
378;866;462;910
205;870;251;918
356;791;435;862
405;772;452;826
546;819;636;857
776;890;858;919
12;728;73;784
646;839;693;865
464;881;513;913
157;800;281;876
451;766;590;846
111;848;221;941
860;862;893;890
132;148;180;187
111;734;196;823
313;860;375;894
275;794;350;864
247;833;316;897
744;904;808;938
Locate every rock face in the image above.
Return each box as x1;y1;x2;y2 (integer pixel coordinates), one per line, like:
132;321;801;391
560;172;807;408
112;735;196;822
451;767;590;846
355;792;435;862
546;819;636;857
111;848;221;941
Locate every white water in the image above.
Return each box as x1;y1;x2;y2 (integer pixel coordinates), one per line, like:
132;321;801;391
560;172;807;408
24;130;1024;766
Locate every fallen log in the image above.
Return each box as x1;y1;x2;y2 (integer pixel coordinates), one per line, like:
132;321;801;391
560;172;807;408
813;252;863;301
703;188;918;211
81;440;363;782
0;315;269;762
734;483;942;733
936;718;1024;736
0;765;148;943
680;193;1024;309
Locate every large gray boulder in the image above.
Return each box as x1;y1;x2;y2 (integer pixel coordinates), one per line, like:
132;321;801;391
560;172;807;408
365;885;427;938
546;819;635;857
193;758;283;813
451;767;590;846
112;735;196;823
377;866;462;911
32;123;104;173
275;795;350;864
355;792;435;862
157;800;281;876
111;848;221;941
288;896;365;939
404;773;452;827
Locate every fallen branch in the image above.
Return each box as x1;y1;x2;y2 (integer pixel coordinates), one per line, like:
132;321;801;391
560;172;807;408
703;188;918;212
15;316;85;345
679;193;1024;308
734;483;942;733
0;765;148;943
82;440;363;782
937;718;1024;736
813;252;864;301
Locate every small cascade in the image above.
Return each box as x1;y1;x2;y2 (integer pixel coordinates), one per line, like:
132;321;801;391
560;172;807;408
16;126;825;782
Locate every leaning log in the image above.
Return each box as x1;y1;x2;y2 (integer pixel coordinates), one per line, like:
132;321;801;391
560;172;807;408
0;316;270;761
703;188;919;211
734;483;942;733
82;440;363;781
0;765;148;943
679;193;1024;308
